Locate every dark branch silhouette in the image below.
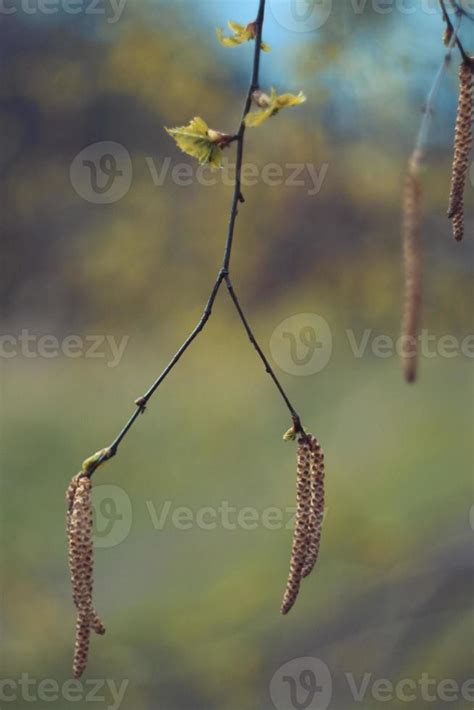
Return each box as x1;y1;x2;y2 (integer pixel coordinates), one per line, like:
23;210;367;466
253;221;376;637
85;0;306;478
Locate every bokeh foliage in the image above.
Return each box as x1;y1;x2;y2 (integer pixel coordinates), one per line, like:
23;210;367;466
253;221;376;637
1;2;473;708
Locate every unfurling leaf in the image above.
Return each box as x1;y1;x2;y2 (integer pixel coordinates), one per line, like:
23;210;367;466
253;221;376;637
245;88;306;128
166;117;232;169
283;426;297;442
216;20;271;52
82;447;112;473
443;25;453;47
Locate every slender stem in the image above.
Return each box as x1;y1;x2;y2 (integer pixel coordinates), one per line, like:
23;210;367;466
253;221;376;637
85;0;304;476
439;0;473;66
413;12;462;164
108;272;225;455
450;0;474;20
222;0;266;271
224;275;305;435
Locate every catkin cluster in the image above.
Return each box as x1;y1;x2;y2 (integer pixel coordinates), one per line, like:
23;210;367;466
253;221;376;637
67;472;105;678
448;61;473;241
281;433;325;615
401;153;423;383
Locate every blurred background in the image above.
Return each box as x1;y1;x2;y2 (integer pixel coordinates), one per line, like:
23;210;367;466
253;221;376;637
1;1;473;708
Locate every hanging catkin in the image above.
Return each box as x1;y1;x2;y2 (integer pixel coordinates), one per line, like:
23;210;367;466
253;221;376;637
448;61;473;241
401;152;423;383
301;436;325;579
281;437;312;615
67;472;105;678
73;617;91;679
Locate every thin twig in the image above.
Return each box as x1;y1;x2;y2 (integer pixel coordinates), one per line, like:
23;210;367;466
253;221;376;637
224;275;304;433
449;0;474;23
86;0;305;477
440;0;473;66
415;13;462;159
399;13;462;383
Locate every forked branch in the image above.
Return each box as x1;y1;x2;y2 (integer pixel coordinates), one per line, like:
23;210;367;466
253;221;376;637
440;0;474;65
83;0;305;479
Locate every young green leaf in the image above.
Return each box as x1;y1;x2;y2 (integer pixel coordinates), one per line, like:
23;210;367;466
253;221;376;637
166;117;230;168
283;426;297;442
82;447;112;473
216;20;271;52
244;89;306;128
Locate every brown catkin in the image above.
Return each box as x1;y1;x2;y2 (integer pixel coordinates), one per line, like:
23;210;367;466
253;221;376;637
280;438;312;615
401;153;423;383
301;436;325;579
452;211;465;242
67;472;105;678
73;616;91;679
448;61;473;241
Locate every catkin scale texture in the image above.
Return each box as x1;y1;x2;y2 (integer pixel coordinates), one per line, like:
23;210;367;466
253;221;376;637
448;62;473;241
401;158;422;383
67;473;105;678
280;439;312;615
301;436;325;579
73;617;91;679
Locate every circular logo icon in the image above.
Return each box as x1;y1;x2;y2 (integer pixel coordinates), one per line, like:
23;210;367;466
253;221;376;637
92;484;132;548
70;141;132;204
270;657;332;710
269;0;332;32
270;313;332;376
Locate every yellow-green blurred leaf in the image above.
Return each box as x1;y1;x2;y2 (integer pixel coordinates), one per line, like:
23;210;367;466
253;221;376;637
216;19;271;52
274;91;307;110
245;88;306;127
244;107;274;128
166;116;223;168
